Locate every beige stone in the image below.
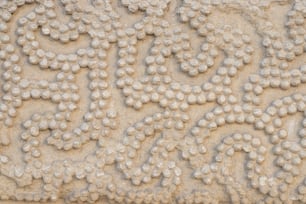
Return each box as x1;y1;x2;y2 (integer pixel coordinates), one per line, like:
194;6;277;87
0;0;306;203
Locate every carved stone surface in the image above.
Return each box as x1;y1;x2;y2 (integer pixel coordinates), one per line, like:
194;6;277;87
0;0;306;203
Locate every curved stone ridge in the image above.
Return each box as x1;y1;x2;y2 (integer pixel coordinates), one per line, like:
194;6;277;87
0;0;305;203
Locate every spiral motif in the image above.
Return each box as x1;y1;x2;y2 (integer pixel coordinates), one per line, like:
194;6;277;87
0;0;305;203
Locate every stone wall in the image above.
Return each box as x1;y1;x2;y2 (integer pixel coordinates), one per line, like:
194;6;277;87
0;0;305;203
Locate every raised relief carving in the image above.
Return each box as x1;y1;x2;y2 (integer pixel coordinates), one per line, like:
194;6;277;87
0;0;305;203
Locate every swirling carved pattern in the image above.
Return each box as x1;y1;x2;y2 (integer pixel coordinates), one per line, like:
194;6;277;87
0;0;305;203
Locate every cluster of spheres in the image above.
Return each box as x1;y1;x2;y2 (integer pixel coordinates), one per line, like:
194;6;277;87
0;0;305;203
